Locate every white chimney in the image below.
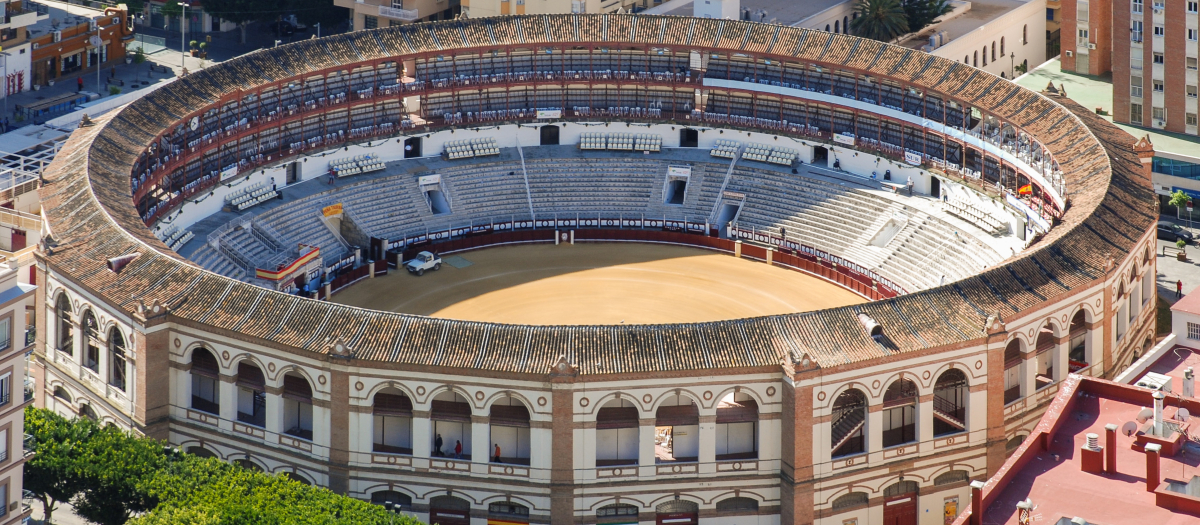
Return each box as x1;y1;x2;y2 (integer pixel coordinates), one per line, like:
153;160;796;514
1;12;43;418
1086;433;1099;449
1185;367;1194;398
1153;390;1165;436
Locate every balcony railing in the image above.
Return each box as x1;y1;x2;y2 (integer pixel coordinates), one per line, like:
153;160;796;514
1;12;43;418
24;326;34;348
379;5;418;21
23;433;34;458
0;391;9;407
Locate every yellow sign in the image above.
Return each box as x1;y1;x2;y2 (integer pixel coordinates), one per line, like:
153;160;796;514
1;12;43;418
322;203;343;217
944;497;959;525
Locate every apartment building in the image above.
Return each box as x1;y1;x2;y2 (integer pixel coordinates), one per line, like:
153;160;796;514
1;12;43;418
1;0;48;103
0;257;37;525
335;0;653;30
26;1;131;89
1064;0;1199;135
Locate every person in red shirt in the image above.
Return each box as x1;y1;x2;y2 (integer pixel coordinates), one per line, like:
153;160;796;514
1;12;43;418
493;443;501;463
454;440;462;459
77;77;84;92
1178;280;1184;298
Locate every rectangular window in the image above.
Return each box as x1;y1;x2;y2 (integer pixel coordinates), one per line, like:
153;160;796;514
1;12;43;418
1132;57;1143;70
1132;76;1144;97
1154;79;1165;92
1133;0;1144;12
1190;29;1199;41
1189;85;1198;98
1079;2;1090;21
1079;29;1089;39
1132;103;1144;123
1154;52;1165;64
1189;113;1199;126
1190;57;1199;70
1189;1;1199;12
0;429;7;463
1132;20;1144;42
1153;107;1166;122
0;318;9;352
0;374;9;407
1155;25;1165;37
363;15;378;30
1188;322;1200;340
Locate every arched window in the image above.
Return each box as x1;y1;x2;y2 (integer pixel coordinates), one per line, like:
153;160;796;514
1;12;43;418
831;492;868;511
973;51;978;67
831;389;866;457
1023;24;1028;44
655;395;699;463
186;446;217;458
430;495;471;525
965;55;970;64
190;347;220;415
371;490;413;511
1005;434;1026;455
236;362;267;427
1035;322;1056;389
81;311;100;374
882;379;917;447
655;500;699;516
283;471;310;485
933;369;967;437
488;502;529;523
825;24;831;32
55;294;73;355
53;386;72;403
982;47;988;66
1069;310;1089;367
282;372;314;440
1003;339;1022;404
490;396;531;464
373;388;414;455
108;328;127;392
716;497;758;513
991;41;997;61
234;458;263;472
716;392;758;460
1000;37;1005;56
80;403;98;420
834;20;840;33
431;391;472;459
884;480;919;498
934;470;970;486
598;504;639;524
596;398;639;466
843;16;849;33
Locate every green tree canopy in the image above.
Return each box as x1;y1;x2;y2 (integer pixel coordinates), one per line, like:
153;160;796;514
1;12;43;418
159;0;182;20
1170;190;1191;210
850;0;910;42
904;0;954;36
199;0;274;44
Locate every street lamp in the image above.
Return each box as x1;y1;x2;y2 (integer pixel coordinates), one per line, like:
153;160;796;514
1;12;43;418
274;40;282;48
181;2;191;70
315;23;320;38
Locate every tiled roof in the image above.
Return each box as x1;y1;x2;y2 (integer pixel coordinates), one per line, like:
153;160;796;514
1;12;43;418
39;15;1154;377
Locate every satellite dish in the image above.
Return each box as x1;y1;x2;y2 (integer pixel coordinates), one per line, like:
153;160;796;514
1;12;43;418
1121;421;1138;437
1136;408;1154;423
1177;408;1190;422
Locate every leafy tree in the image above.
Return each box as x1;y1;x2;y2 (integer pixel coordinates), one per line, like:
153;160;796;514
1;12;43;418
124;0;146;14
132;47;147;79
287;0;350;31
850;0;910;42
197;0;268;44
1170;190;1191;210
24;408;94;524
71;425;171;525
904;0;954;36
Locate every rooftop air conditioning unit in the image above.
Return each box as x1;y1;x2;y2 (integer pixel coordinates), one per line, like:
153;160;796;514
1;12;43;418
1065;50;1073;57
52;30;62;42
1136;372;1173;392
1087;43;1097;49
1156;119;1166;126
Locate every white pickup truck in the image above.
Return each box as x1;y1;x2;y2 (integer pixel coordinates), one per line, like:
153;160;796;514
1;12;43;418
405;251;442;275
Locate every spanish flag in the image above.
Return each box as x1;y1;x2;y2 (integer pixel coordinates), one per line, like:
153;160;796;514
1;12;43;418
1018;184;1032;195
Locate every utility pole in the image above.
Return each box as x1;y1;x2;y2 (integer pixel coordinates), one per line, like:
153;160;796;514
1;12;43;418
181;2;191;70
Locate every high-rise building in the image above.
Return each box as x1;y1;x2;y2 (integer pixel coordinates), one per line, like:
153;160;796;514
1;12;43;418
1063;0;1199;135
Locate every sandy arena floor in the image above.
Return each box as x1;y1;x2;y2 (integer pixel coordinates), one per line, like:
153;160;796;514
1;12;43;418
333;243;865;325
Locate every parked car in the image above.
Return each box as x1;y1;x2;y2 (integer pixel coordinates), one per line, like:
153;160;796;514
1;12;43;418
263;20;296;36
405;251;442;276
1158;221;1194;243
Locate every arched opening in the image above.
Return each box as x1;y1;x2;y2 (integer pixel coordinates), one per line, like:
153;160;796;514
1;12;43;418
831;389;866;457
429;495;471;525
190;347;220;415
831;492;868;512
186;446;217;458
52;386;72;403
934;470;970;486
283;471;310;485
373;388;414;455
55;294;73;355
1000;37;1005;56
1069;309;1090;370
108;328;127;392
431;391;472;459
234;458;263;472
834;20;840;33
1117;284;1129;341
489;396;531;465
282;372;313;440
716;392;758;460
655;395;699;463
540;125;560;146
1129;267;1142;320
973;51;978;67
597;503;639;525
1005;434;1026;455
825;24;830;32
715;497;758;514
488;502;530;525
1003;339;1023;404
883;480;918;525
982;47;988;66
371;490;413;512
882;379;917;448
79;403;98;420
933;369;968;437
655;500;699;525
1034;322;1056;389
596;397;639;466
1023;24;1028;44
843;16;849;34
81;311;100;374
236;362;267;427
991;41;997;61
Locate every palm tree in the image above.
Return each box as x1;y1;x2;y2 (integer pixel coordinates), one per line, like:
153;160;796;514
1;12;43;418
850;0;910;42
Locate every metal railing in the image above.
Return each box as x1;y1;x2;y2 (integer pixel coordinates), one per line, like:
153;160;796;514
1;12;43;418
379;4;418;21
23;433;34;457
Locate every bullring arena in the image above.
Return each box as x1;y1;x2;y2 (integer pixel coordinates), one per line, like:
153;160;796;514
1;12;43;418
32;13;1158;525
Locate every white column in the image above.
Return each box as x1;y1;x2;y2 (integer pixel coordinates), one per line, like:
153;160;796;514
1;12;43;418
698;415;716;474
218;376;237;428
918;396;933;443
638;418;656;477
266;391;285;436
867;405;882;452
530;424;553;470
413;412;432;458
1055;337;1070;382
1021;356;1036;398
313;405;331;448
471;415;489;463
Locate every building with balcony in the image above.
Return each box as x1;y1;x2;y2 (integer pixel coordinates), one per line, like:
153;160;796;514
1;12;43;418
0;257;36;525
24;1;131;90
335;0;462;30
1;0;49;102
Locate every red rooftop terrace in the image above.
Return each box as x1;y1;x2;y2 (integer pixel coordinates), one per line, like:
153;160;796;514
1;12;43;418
952;374;1200;525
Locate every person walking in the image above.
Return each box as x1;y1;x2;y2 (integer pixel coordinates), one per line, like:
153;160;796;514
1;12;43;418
77;76;84;92
493;443;501;463
1178;280;1184;298
434;434;444;457
454;440;463;459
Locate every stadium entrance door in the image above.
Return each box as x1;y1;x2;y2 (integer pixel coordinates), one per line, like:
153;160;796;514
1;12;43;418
679;128;698;147
540;125;560;145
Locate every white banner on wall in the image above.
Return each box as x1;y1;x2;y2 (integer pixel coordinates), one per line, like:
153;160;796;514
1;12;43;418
667;165;692;178
418;174;441;186
220;165;240;181
904;151;922;165
833;133;856;146
536;109;562;119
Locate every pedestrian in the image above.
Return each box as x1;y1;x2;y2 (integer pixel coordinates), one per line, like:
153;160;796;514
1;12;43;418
493;443;501;463
434;433;443;456
77;76;84;92
454;440;462;459
1178;280;1184;298
327;172;335;185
